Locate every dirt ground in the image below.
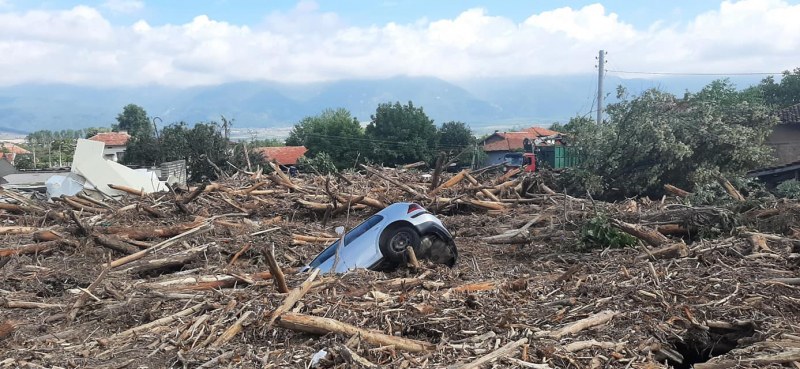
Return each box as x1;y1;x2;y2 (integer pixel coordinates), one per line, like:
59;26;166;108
1;168;799;368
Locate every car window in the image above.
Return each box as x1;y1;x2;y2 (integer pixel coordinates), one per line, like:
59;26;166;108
307;215;384;268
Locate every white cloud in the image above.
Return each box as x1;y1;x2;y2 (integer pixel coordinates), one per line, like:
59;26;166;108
102;0;143;14
0;0;798;87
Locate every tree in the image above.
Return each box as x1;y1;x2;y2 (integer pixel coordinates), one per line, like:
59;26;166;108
436;121;475;154
158;122;230;181
365;101;437;166
84;127;111;139
758;68;800;108
286;108;364;169
562;80;777;199
115;104;152;137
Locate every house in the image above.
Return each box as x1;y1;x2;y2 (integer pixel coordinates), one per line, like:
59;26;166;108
749;103;800;186
481;126;561;166
88;132;131;162
767;103;800;166
0;142;32;165
256;146;308;167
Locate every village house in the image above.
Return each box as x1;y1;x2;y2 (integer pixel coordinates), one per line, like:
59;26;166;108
88;131;131;162
0;142;32;165
747;103;800;186
480;126;561;166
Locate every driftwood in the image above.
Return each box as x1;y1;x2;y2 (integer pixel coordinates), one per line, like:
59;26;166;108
611;219;670;247
694;349;800;369
717;177;745;201
361;164;427;199
536;310;618;339
264;244;289;293
453;338;528;369
267;268;320;328
664;184;691;197
636;242;689;260
0;239;78;257
277;312;434;352
108;184;145;197
92;234;139;255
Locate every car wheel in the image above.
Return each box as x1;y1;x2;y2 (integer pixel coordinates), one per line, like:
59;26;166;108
380;225;420;263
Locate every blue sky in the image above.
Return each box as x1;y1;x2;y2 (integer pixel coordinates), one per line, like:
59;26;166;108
0;0;799;86
24;0;725;28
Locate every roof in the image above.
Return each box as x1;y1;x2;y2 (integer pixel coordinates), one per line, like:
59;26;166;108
257;146;308;166
481;126;562;152
778;103;800;124
89;132;130;146
0;142;31;154
0;153;17;161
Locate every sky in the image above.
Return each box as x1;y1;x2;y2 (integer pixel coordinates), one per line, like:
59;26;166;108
1;0;799;87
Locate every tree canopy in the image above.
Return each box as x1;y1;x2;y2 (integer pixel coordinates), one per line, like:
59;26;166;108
436;121;475;154
286;108;364;169
561;80;777;199
758;68;800;109
115;104;152;137
365;101;437;166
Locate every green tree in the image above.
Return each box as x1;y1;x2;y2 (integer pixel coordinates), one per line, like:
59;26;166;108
84;127;111;139
436;121;475;154
365;101;437;166
758;68;800;108
286;108;364;169
158;122;230;181
562;80;777;199
116;104;152;137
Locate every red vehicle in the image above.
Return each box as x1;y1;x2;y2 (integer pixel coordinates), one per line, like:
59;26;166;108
502;152;536;173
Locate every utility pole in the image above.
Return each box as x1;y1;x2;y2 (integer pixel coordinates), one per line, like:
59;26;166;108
597;49;605;125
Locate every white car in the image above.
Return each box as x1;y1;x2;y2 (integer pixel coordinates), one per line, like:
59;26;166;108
303;203;458;273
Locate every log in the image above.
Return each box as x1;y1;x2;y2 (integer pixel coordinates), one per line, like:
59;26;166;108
429;153;446;191
264;244;289;293
406;246;420;269
267;268;320;328
694;349;800;369
0;320;15;341
495;168;519;185
62;196;106;213
106;223;212;269
33;229;64;242
611;219;669;247
401;161;426;169
656;224;690;236
138;204;166;218
277;312;434;352
296;199;332;211
211;310;255;348
664;184;691;197
0;226;38;235
92;234;139;255
76;192;112;209
143;269;298;291
108;184;145;197
337;194;386;209
636;242;689;260
292;234;338;243
0;239;78;257
538;310;618;339
452;338;528;369
109;302;209;340
429;169;467;196
126;246;206;277
182;183;207;204
98;218;207;240
717;177;745;201
464;199;506;211
564;339;621;352
763;278;800;285
0;298;64;309
465;173;501;202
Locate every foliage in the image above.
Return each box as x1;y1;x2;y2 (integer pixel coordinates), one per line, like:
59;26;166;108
758;68;800;108
298;152;338;175
13;154;34;170
158;122;230;181
365;101;437;166
115;104;152;137
560;80;777;199
84;127;111;139
578;214;638;251
436;121;475;154
776;179;800;199
286;108;364;169
248;138;284;148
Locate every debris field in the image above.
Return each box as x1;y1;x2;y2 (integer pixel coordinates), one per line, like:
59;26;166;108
1;164;799;368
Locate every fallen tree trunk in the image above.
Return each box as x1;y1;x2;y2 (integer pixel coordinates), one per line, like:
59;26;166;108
611;219;670;247
636;242;689;260
664;184;691;198
0;239;78;257
92;234;139;255
452;338;528;369
536;310;618;339
97;218;207;240
277;312;434;352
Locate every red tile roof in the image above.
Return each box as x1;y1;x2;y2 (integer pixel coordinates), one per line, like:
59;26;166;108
89;132;130;146
0;152;17;162
0;142;31;154
481;126;561;152
257;146;308;166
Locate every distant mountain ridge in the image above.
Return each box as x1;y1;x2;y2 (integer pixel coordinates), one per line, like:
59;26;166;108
0;75;765;134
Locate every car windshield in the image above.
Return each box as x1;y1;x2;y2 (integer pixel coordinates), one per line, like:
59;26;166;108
504;154;523;166
307;215;384;268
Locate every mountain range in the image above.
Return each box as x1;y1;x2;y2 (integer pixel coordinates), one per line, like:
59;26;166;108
0;75;766;136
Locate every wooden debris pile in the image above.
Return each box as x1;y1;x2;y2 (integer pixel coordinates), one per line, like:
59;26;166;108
0;167;799;368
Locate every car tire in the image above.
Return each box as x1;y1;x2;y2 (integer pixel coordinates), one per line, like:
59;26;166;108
380;225;420;263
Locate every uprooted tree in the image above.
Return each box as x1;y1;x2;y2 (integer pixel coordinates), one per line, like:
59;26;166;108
560;79;778;200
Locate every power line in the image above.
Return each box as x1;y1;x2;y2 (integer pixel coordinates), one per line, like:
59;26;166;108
303;133;469;150
607;69;782;76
